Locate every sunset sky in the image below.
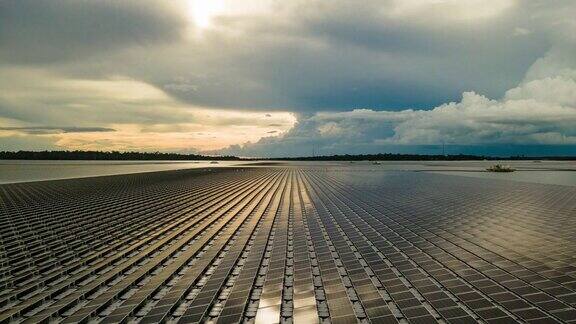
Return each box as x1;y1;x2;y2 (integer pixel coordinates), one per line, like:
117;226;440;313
1;0;575;156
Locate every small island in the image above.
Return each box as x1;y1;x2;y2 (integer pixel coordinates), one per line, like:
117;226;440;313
487;164;515;172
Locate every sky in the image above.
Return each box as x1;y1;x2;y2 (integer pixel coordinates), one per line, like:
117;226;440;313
1;0;575;157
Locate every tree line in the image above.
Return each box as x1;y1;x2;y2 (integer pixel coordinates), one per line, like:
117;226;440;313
269;153;576;161
0;150;240;161
1;150;573;161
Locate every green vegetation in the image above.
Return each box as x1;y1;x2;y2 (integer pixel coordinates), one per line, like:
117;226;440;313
273;153;491;161
0;150;240;161
272;153;576;161
1;150;574;161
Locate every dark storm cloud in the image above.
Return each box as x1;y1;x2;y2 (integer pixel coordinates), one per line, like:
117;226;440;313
0;0;186;64
214;67;576;157
0;0;557;112
291;3;550;108
145;0;555;112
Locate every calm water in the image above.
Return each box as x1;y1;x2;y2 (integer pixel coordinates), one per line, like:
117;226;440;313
1;160;575;186
271;161;576;187
432;170;576;187
0;160;247;184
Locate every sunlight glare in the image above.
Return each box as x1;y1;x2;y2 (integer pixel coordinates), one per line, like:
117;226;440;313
188;0;224;29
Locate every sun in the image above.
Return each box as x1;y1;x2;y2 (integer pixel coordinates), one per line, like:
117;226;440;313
187;0;225;29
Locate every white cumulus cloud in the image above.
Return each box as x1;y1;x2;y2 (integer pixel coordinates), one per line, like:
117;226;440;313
215;50;576;156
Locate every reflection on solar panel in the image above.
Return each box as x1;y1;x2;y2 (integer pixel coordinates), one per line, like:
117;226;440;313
1;166;576;323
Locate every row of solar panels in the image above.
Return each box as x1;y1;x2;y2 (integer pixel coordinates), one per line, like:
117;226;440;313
1;167;576;323
1;169;290;322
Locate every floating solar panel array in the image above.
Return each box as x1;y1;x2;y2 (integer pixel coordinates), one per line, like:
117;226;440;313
1;167;576;323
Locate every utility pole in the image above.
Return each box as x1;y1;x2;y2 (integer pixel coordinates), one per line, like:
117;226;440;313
312;143;319;158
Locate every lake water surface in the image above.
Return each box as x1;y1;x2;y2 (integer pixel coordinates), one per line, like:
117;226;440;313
1;160;575;186
0;160;246;184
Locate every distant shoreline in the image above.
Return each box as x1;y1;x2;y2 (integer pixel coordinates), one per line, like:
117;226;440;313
1;150;575;161
267;154;576;161
0;150;240;161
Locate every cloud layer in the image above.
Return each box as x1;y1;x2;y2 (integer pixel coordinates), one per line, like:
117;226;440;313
0;126;116;135
1;0;575;155
0;68;295;152
216;51;576;156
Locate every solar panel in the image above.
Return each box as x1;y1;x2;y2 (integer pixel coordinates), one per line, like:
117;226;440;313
1;166;575;323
